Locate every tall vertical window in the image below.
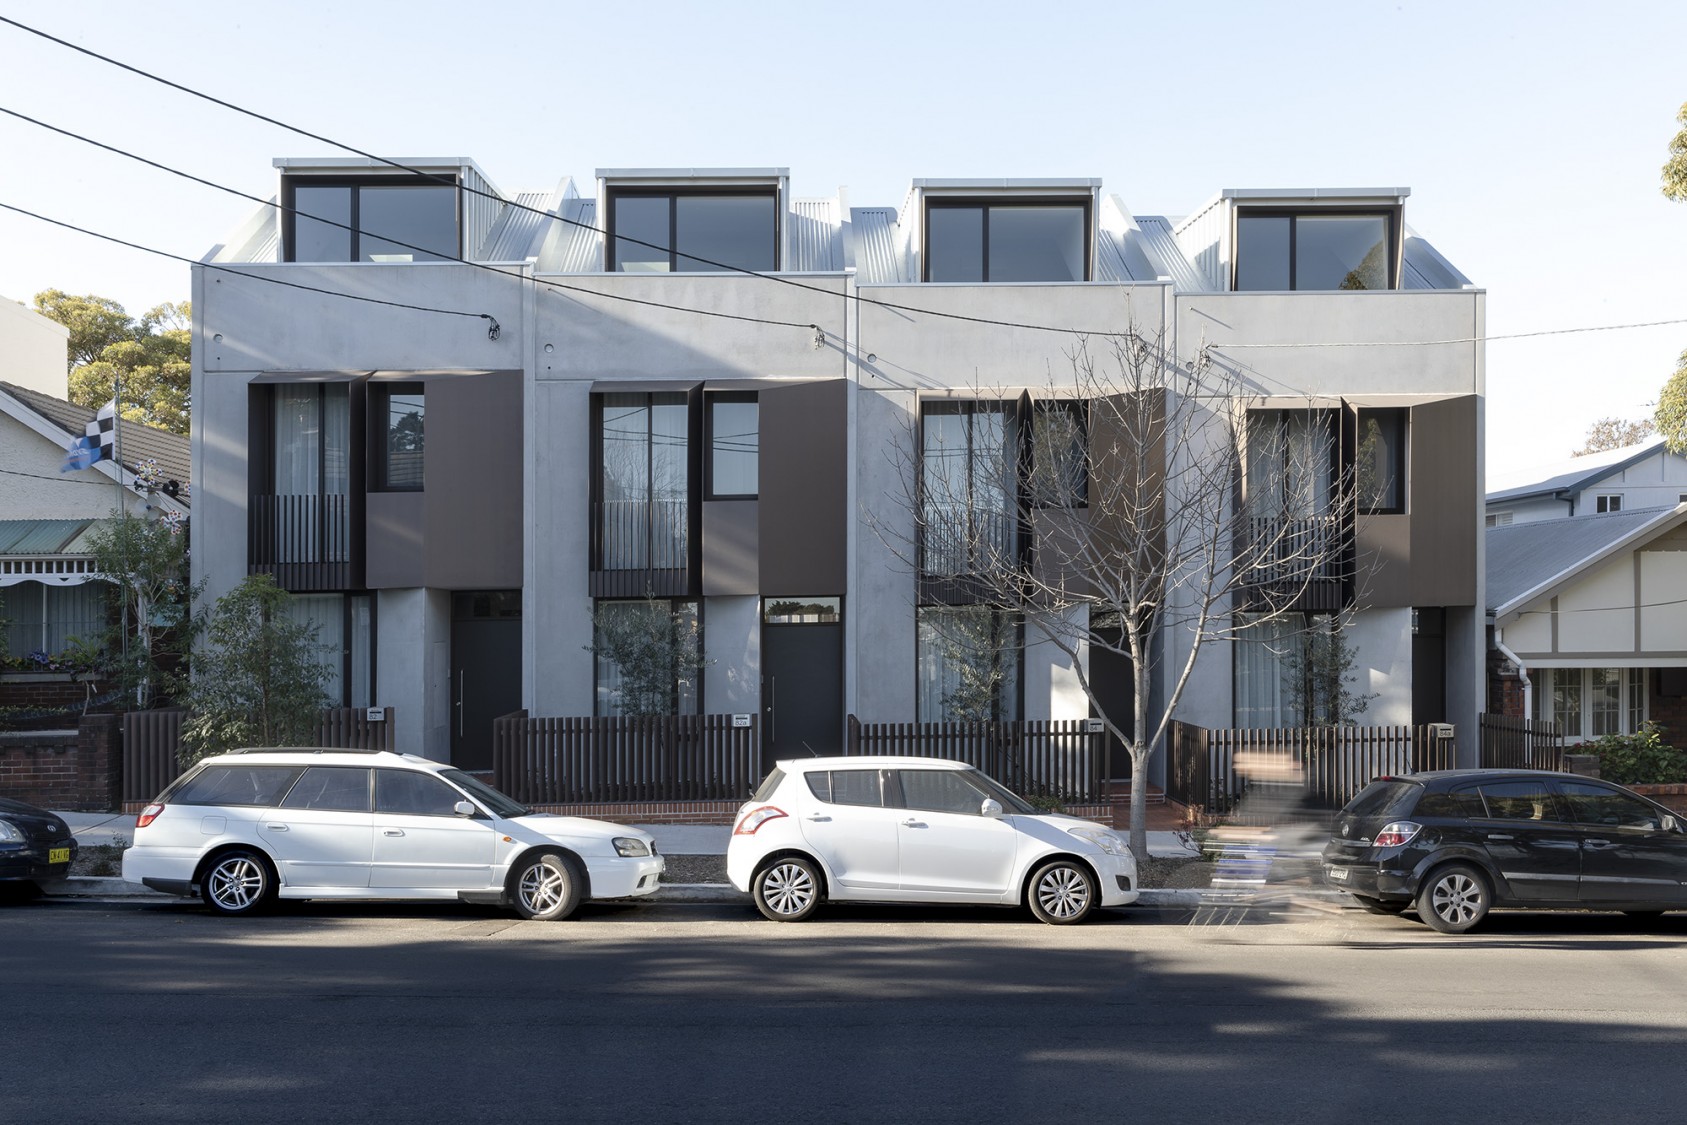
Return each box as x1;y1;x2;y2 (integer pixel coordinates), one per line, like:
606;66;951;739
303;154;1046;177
285;177;459;263
595;393;689;571
925;200;1090;282
921;401;1017;576
608;190;778;273
0;581;109;657
374;384;425;491
706;393;758;499
1234;211;1394;291
270;384;350;564
1355;408;1405;514
1029;402;1087;508
917;606;1020;722
1247;410;1335;520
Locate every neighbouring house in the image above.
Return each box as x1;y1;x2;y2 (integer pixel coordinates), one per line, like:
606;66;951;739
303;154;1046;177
1487;503;1687;741
190;162;1485;778
0;379;190;669
1485;439;1687;526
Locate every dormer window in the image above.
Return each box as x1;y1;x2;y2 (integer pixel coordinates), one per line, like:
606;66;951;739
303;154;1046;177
1234;209;1396;291
924;199;1090;282
283;175;460;263
607;188;779;273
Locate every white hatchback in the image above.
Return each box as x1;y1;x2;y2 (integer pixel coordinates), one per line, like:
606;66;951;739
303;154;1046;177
727;756;1138;924
122;748;664;919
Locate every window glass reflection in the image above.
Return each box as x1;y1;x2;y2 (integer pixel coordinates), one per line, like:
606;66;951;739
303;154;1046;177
927;207;984;282
613;196;671;273
1296;215;1388;290
709;396;758;497
676;196;776;272
988;207;1085;281
360;186;457;262
293;186;352;262
1235;215;1291;291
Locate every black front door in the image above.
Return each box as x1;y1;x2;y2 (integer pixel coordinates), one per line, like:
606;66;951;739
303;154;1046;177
1089;625;1135;780
761;603;843;773
450;591;521;771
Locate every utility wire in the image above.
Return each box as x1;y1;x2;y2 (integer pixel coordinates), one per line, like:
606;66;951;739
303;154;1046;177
0;202;502;335
1213;318;1687;350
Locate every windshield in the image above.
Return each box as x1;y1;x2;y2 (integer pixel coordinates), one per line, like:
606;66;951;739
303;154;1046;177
440;769;528;819
965;769;1039;815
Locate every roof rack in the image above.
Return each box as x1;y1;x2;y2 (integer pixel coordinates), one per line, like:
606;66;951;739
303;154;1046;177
225;746;394;756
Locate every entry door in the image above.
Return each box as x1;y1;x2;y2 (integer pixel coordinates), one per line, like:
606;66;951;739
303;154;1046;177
1089;625;1135;780
450;591;522;771
762;615;843;771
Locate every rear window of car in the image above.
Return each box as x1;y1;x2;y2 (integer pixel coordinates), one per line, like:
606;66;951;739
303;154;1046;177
1342;779;1421;819
804;769;882;807
166;765;306;808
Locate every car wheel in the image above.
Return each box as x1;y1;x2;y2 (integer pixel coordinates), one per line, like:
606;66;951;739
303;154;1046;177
511;852;584;921
1028;860;1097;925
753;856;821;922
0;881;44;904
1416;863;1490;934
201;849;275;916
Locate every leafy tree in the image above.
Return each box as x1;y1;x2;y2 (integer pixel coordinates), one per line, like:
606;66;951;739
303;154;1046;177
1279;614;1376;726
585;597;710;716
33;291;191;434
179;575;333;765
83;508;200;708
1655;349;1687;454
1664;102;1687;202
1574;417;1656;456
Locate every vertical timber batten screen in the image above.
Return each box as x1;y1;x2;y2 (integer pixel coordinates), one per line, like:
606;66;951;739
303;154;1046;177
843;717;1107;803
493;713;760;804
1478;713;1563;772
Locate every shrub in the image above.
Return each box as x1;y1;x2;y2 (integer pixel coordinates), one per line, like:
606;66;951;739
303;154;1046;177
1579;723;1687;786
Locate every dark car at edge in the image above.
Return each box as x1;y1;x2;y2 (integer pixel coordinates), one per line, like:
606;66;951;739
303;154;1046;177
1323;769;1687;933
0;796;78;898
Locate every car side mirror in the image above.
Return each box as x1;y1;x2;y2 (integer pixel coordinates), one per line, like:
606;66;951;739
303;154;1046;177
980;798;1004;818
1663;814;1681;834
454;800;477;817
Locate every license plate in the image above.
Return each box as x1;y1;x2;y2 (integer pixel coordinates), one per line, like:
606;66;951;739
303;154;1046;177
48;847;70;865
1327;865;1349;882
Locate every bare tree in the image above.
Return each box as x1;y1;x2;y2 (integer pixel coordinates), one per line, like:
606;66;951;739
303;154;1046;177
875;328;1356;858
1575;417;1655;456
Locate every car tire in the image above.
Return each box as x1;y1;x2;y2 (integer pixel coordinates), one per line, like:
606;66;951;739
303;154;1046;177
511;852;584;921
752;856;822;922
1027;860;1098;925
201;849;276;916
1416;862;1490;934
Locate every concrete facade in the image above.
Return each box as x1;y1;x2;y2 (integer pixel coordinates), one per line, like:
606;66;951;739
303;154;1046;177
192;162;1486;770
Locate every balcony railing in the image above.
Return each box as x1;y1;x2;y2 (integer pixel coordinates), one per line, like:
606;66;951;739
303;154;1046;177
1240;514;1347;611
250;492;351;591
591;499;690;597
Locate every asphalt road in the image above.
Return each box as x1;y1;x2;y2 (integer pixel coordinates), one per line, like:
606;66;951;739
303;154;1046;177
7;896;1687;1124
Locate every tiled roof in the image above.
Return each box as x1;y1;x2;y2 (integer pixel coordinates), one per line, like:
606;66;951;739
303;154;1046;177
0;381;191;496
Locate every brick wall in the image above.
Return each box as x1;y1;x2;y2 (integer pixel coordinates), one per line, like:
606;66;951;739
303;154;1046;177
0;713;122;810
0;674;118;732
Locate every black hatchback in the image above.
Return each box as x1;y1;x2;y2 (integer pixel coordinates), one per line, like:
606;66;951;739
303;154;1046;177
1322;769;1687;933
0;796;78;896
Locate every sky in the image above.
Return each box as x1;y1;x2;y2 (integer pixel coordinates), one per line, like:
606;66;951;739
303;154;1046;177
1;0;1685;481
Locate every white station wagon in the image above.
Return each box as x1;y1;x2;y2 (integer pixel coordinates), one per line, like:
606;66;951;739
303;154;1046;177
122;748;664;919
727;756;1139;924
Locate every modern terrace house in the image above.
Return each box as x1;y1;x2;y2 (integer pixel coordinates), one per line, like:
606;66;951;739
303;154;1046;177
191;161;1485;782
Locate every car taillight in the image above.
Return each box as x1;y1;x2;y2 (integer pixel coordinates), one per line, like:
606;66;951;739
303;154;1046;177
733;806;787;835
1373;821;1422;847
135;803;164;829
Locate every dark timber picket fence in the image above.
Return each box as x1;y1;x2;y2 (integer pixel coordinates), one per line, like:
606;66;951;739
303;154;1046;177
492;712;760;804
845;716;1107;802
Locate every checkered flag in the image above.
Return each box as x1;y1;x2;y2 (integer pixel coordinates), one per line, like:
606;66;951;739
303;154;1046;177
60;398;118;472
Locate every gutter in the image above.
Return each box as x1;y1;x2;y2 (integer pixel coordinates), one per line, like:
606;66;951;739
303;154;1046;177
1494;630;1532;717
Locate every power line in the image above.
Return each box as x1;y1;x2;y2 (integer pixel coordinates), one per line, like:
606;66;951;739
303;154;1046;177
1211;317;1687;350
0;201;502;336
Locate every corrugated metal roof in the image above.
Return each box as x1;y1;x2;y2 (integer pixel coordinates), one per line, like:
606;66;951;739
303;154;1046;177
1402;232;1472;291
1132;216;1210;292
849;208;905;284
1486;507;1675;613
0;382;191;497
477;190;556;261
1487;440;1666;503
548;198;602;274
789;198;843;271
0;519;97;555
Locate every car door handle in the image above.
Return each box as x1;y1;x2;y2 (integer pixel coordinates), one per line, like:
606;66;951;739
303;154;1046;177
265;824;289;832
1584;839;1614;849
806;815;831;823
382;829;405;837
1486;833;1514;841
902;819;926;828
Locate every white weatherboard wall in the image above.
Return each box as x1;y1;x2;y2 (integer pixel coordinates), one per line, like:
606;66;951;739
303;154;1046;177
0;412;146;519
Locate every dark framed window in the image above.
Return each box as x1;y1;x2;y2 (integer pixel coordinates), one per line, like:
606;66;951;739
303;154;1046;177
371;383;425;491
1355;408;1405;514
608;188;779;273
764;597;841;625
921;400;1018;576
924;199;1091;282
1029;401;1088;508
706;392;758;498
593;392;690;571
1595;494;1623;514
1234;209;1396;291
283;176;460;263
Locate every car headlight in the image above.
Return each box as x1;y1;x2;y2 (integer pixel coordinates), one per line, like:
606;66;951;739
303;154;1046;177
612;837;651;857
1068;826;1128;856
0;819;23;844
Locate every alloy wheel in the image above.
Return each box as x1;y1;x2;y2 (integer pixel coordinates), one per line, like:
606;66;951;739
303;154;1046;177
1036;865;1092;920
520;862;568;914
761;862;816;916
207;855;265;912
1430;872;1482;926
